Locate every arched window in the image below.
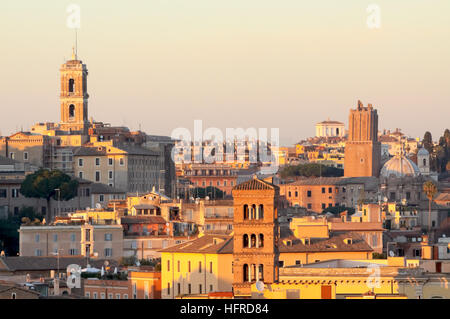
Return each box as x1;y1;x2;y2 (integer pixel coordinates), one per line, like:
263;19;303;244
259;204;264;220
251;204;256;219
243;234;249;248
69;79;75;93
258;264;264;281
423;158;427;166
69;104;75;118
250;234;257;248
243;205;249;220
259;234;264;248
243;264;249;282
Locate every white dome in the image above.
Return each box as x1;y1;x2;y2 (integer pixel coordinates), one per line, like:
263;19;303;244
380;154;421;178
418;147;429;156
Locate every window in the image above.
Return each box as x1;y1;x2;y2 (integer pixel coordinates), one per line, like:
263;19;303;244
167;260;170;271
108;158;113;166
35;249;42;256
9;152;15;160
69;248;78;255
328;187;332;193
69;79;75;92
93;292;98;299
108;293;113;299
35;234;40;243
322;203;326;209
53;234;58;242
199;284;202;294
104;248;113;257
0;189;6;198
100;293;106;299
11;293;16;299
104;233;112;241
199;261;202;273
99;194;104;202
177;283;181;295
116;294;121;299
79;172;83;179
209;261;213;273
177;260;181;272
108;171;113;179
70;233;76;242
167;283;171;295
307;203;312;209
95;158;100;166
307;190;312;197
188;284;191;294
123;294;128;299
23;152;28;161
85;292;90;298
95;171;100;182
210;285;213;292
322;187;325;193
119;158;124;166
12;189;20;198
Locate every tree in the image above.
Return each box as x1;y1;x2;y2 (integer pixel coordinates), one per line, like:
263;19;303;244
20;169;79;220
190;186;224;199
0;207;42;256
423;181;437;234
279;163;343;179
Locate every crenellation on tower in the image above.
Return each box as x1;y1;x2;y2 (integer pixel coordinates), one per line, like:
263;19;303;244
344;101;381;177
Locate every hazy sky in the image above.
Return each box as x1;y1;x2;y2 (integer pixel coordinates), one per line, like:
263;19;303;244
1;1;449;145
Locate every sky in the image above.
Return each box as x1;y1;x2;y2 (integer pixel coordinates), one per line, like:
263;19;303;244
1;0;449;145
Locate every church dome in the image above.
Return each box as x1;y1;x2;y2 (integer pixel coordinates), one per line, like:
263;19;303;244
418;147;429;156
380;154;421;178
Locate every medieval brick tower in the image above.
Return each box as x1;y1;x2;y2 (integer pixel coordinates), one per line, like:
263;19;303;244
59;48;89;134
344;100;381;177
232;176;279;297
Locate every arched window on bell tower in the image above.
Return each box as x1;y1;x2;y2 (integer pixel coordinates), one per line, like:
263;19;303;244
69;104;75;119
243;204;249;220
243;234;249;248
69;79;75;93
243;264;249;282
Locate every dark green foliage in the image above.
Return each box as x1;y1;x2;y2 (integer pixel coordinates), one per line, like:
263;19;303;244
20;169;79;201
372;252;387;259
0;207;42;256
190;186;224;199
280;163;343;179
321;206;355;215
421;129;450;174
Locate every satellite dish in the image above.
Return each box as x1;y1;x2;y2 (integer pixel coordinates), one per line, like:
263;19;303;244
95;203;102;209
255;281;264;292
389;250;395;257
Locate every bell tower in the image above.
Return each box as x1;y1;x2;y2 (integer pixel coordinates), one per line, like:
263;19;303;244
59;48;89;134
232;176;279;297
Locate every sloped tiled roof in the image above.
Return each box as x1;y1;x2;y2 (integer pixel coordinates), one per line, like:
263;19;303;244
233;177;278;191
278;228;373;253
158;235;233;254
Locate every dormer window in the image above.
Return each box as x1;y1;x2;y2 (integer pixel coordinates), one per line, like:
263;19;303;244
344;238;353;245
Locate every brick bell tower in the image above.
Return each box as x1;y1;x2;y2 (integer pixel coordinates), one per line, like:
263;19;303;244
232;176;280;297
344;100;381;177
59;48;89;134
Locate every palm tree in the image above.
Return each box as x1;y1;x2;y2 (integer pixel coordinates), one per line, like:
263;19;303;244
423;181;437;234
